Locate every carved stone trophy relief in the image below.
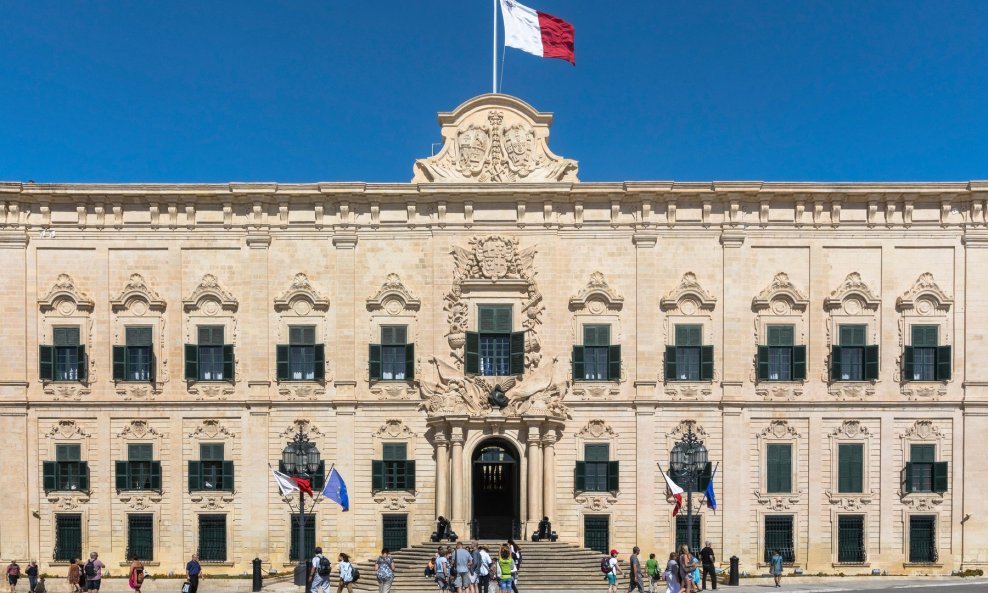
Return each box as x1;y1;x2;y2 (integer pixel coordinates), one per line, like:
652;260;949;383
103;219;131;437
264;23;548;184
412;94;578;183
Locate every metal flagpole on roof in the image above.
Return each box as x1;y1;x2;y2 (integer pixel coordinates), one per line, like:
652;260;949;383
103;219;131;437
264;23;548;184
493;0;498;93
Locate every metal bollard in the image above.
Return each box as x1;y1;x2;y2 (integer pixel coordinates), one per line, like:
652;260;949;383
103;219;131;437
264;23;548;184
728;556;739;586
252;558;262;592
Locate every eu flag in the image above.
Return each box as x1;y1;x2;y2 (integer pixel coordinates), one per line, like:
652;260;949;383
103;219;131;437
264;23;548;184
705;465;717;512
321;467;350;512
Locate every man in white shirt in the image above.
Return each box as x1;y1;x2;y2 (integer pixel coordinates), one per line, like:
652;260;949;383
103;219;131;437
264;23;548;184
308;547;330;593
477;545;493;593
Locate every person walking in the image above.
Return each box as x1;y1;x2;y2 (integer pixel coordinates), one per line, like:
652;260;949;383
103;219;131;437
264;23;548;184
645;554;659;593
335;552;355;593
698;542;716;591
495;546;514;593
127;555;144;593
309;547;331;593
185;554;202;593
452;541;472;593
477;545;493;593
85;552;104;593
605;549;622;593
627;547;644;593
676;546;693;593
5;560;20;593
769;550;784;588
663;553;681;593
67;559;81;593
506;541;521;593
468;542;481;593
24;563;37;593
435;546;450;591
375;548;395;593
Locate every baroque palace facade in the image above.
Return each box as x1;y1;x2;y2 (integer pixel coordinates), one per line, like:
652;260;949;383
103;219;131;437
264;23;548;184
1;94;987;575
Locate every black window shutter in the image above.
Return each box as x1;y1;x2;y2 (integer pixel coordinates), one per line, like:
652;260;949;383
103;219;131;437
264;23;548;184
221;461;235;492
39;345;54;381
78;462;89;491
76;345;87;382
222;345;235;382
830;346;842;382
112;345;127;381
276;345;290;381
572;346;585;381
149;351;156;383
936;346;952;381
608;345;621;381
607;461;620;492
150;461;162;491
509;331;526;375
188;460;202;491
574;461;586;491
404;343;415;380
697;461;713;491
43;461;56;492
757;345;769;381
368;344;382;381
406;460;416;490
700;345;714;381
313;344;325;381
792;346;807;380
185;344;199;381
115;460;129;491
864;345;879;380
465;332;480;375
902;347;914;381
372;460;384;491
901;464;913;494
665;345;677;381
932;461;948;492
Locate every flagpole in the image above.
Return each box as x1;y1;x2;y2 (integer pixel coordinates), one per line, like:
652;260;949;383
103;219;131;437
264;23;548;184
493;0;498;93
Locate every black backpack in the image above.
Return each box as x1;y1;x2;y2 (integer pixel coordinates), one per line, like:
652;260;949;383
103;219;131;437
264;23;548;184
318;556;331;577
84;561;97;578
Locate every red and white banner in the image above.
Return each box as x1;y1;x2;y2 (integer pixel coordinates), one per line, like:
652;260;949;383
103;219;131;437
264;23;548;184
660;466;685;516
500;0;575;65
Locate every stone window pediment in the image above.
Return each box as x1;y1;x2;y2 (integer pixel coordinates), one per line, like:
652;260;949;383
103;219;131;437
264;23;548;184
896;273;953;313
752;273;809;314
660;272;716;313
274;273;330;314
111;274;166;314
569;272;624;313
39;274;95;314
366;273;421;313
183;274;238;314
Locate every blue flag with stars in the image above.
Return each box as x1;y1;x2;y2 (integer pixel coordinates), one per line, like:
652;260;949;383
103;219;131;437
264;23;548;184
322;467;349;512
705;464;717;513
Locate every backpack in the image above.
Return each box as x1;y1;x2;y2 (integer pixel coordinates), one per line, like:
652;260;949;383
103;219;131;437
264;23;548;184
351;565;360;583
84;561;96;578
600;557;612;574
9;565;20;577
317;555;331;577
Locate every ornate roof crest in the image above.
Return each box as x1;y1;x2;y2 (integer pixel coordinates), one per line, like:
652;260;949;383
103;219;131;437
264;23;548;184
752;273;809;313
39;274;95;313
111;273;166;313
824;272;880;311
412;94;578;183
184;274;238;313
897;273;953;312
366;273;421;313
274;273;330;312
660;272;717;312
569;272;624;312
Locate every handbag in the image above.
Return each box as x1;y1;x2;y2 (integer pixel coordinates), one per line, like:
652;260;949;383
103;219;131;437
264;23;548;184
181;582;191;593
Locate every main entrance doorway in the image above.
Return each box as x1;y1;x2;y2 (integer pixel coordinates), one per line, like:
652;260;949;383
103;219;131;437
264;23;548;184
471;439;520;540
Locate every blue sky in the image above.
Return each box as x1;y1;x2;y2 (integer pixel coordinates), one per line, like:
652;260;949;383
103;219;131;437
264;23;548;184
1;1;986;183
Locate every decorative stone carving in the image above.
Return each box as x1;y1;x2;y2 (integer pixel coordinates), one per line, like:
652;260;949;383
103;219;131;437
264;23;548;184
670;420;707;441
370;384;414;400
277;419;325;440
897;273;953;312
118;420;164;440
38;274;95;314
575;493;619;510
116;384;155;401
46;420;89;439
569;272;624;313
571;384;620;400
373;493;416;510
761;420;799;439
373;419;416;440
274;273;330;313
119;494;162;511
665;384;713;401
828;383;876;401
183;274;238;313
826;490;876;511
902;386;947;401
278;383;326;401
752;273;810;314
753;491;802;511
45;384;89;401
189;383;234;401
46;495;89;510
576;419;617;439
900;493;945;511
110;274;166;313
660;272;717;312
187;419;236;440
366;273;421;314
755;384;804;401
832;420;869;438
191;494;234;510
824;272;880;312
903;420;943;440
412;94;578;183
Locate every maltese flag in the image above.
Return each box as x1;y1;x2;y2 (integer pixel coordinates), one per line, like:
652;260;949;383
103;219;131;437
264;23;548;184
500;0;575;65
660;466;685;516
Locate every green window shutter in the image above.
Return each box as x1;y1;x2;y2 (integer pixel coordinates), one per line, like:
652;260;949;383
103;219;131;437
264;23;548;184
39;345;54;381
150;461;162;491
372;460;384;492
509;331;526;375
112;345;127;381
901;464;913;494
608;345;622;381
839;444;863;493
700;345;714;381
188;460;202;491
404;343;415;380
792;346;807;380
911;444;936;463
313;344;325;381
912;325;938;347
406;460;416;490
494;307;512;333
757;345;769;381
767;444;792;493
572;345;585;381
830;346;842;382
607;461;619;492
369;344;382;381
276;345;290;381
78;462;89;491
115;460;129;491
479;307;495;332
864;345;879;380
149;351;156;383
43;461;57;491
222;345;235;382
221;460;234;492
311;461;326;491
697;461;713;491
575;461;586;491
936;346;952;381
932;461;948;492
903;346;915;381
676;325;702;346
76;345;87;382
665;345;677;381
184;344;198;381
766;445;779;492
465;332;480;374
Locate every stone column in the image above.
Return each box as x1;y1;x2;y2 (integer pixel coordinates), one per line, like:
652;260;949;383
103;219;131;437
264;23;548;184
542;430;557;525
527;428;543;534
435;431;450;521
450;427;465;535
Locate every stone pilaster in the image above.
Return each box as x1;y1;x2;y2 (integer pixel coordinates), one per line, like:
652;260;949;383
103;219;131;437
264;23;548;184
526;428;543;533
450;426;465;536
435;431;450;521
542;430;557;525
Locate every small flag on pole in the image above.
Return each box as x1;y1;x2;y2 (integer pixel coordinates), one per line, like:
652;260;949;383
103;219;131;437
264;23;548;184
271;467;300;497
659;466;685;516
500;0;575;65
293;476;314;497
321;467;350;512
705;464;718;513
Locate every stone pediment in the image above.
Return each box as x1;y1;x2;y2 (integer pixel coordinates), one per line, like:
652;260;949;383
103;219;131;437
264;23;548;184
412;94;578;183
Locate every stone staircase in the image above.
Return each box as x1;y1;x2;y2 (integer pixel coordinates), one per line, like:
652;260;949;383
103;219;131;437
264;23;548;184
352;541;628;592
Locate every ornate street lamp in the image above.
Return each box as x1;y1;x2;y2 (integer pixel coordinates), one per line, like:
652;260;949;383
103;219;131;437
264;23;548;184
669;425;708;554
283;423;320;586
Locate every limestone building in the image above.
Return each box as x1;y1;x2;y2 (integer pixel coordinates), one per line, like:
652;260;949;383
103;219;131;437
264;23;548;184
1;94;986;575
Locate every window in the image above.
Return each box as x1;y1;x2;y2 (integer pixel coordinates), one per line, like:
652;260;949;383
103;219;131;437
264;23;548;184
39;326;86;382
675;516;701;553
43;444;89;492
665;325;713;382
189;444;234;492
908;516;937;563
837;515;866;563
185;326;233;382
197;515;227;562
763;515;795;563
902;444;948;494
583;515;610;555
112;326;154;382
904;325;950;382
54;514;82;562
371;443;416;492
837;443;864;493
766;443;792;494
289;515;316;561
127;514;154;561
116;444;162;491
369;326;414;381
575;444;618;493
276;326;325;382
572;325;620;381
758;325;806;382
382;514;408;551
465;306;524;376
832;325;878;382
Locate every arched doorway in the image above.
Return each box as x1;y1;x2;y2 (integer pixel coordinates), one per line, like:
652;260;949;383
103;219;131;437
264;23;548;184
471;439;520;540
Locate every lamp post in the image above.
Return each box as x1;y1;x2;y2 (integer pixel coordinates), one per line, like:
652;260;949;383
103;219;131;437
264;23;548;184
282;423;320;586
669;424;708;554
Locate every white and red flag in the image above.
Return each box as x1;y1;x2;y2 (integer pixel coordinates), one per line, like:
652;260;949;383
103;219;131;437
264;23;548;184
500;0;575;65
271;467;300;497
660;466;685;516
